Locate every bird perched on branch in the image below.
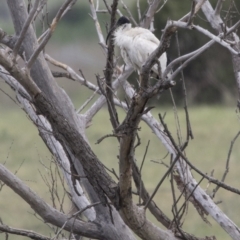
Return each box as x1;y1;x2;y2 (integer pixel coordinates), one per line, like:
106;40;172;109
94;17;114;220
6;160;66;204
106;16;168;78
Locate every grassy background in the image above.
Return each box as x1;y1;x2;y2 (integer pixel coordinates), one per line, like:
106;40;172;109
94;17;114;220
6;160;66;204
0;103;240;240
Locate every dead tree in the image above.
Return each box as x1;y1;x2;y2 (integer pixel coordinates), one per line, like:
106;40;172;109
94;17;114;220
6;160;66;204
0;0;240;239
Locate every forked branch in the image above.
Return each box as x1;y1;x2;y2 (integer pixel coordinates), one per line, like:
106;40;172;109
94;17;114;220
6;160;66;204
27;0;77;69
12;0;40;60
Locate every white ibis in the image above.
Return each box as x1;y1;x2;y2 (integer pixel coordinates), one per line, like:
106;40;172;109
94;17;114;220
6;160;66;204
106;16;168;78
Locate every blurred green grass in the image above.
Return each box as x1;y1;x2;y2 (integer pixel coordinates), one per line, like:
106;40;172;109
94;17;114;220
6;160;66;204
0;104;240;240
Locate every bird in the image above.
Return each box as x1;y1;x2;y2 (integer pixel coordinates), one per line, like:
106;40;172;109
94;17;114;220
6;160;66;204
106;16;168;79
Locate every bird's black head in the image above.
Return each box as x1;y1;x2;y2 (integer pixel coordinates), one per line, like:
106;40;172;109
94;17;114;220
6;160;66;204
106;16;130;44
116;16;130;27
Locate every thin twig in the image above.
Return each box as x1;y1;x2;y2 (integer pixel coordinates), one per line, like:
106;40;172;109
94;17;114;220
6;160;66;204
226;20;240;36
215;0;223;16
120;0;138;26
27;28;51;68
136;0;141;21
134;133;141;149
156;0;169;13
89;0;107;50
175;31;193;141
174;177;204;223
102;0;112;14
179;0;206;22
168;40;215;80
140;140;150;172
0;88;19;106
103;165;119;180
52;71;73;80
170;171;188;240
169;89;183;146
45;54;99;92
158;113;240;195
170;160;179;225
104;0;120;131
171;182;189;223
27;0;76;69
71;202;101;218
140;0;163;28
76;88;98;114
167;20;239;58
211;131;240;198
138;140;150;205
144;154;180;210
151;159;169;168
95;133;122;144
187;0;196;26
0;224;50;240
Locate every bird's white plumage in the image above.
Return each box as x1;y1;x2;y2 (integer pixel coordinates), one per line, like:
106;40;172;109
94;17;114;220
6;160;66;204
114;23;167;76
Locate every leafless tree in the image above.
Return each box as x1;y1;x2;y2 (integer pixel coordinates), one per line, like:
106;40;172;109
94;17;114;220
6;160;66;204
0;0;240;239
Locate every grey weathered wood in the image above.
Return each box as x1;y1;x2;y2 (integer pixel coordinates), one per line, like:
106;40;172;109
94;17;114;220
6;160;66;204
6;0;81;131
0;163;103;239
3;1;138;239
0;64;137;240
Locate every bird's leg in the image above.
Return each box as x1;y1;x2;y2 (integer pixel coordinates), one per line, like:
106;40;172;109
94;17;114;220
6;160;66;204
149;59;162;81
123;63;126;72
155;58;162;80
138;70;150;90
137;70;142;87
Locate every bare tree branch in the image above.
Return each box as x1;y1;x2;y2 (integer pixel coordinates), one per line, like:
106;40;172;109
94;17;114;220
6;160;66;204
141;21;177;87
0;164;102;238
227;20;240;35
105;0;120;131
0;224;50;240
211;131;240;198
0;66;97;221
179;0;206;22
187;0;196;26
89;0;107;50
0;29;19;52
214;0;223;16
27;0;77;69
12;0;40;60
171;21;239;55
120;0;138;26
45;53;99;92
168;39;215;80
84;66;133;124
144;153;180;210
140;0;163;28
0;49;40;97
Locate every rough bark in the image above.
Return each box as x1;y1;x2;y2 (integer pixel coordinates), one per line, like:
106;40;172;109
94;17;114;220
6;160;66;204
6;0;82;132
2;1;138;239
